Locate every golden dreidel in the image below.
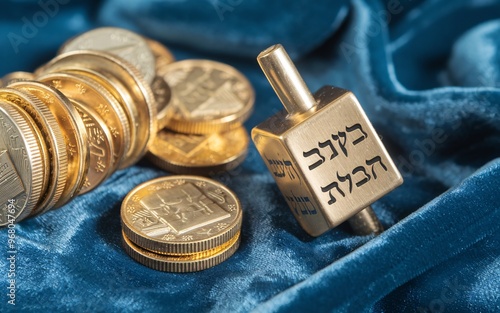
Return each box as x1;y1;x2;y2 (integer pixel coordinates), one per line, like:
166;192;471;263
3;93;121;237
252;44;403;237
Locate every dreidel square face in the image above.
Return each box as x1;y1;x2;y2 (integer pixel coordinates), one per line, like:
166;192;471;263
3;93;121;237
253;88;403;237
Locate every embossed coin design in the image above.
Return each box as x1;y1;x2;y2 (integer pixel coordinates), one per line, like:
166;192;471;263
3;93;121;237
121;176;243;254
161;60;254;134
122;230;241;273
10;82;90;207
60;27;156;84
147;126;249;175
38;72;130;169
39;50;157;168
72;102;115;194
61;68;144;169
0;88;68;215
152;76;172;128
0;102;45;225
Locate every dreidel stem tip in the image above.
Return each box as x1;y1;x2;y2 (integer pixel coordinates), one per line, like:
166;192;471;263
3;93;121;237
257;44;316;115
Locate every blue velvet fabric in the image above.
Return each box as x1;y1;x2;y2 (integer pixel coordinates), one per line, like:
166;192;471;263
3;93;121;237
1;0;499;312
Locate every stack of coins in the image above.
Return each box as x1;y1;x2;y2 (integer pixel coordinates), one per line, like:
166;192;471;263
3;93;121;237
147;59;254;176
0;27;163;225
1;27;249;270
120;175;243;272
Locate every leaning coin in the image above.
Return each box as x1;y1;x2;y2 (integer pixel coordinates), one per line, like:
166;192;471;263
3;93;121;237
38;50;157;168
72;101;115;195
2;72;36;87
161;59;255;134
0;102;46;225
38;72;130;170
147;126;249;175
61;68;171;163
145;38;176;75
121;176;243;254
122;230;241;273
59;27;156;84
152;75;172;127
10;82;90;208
0;88;68;215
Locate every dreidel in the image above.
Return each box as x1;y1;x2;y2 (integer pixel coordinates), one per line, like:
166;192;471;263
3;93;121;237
252;44;403;237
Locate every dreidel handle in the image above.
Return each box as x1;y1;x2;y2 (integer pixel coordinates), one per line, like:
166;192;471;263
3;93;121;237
257;44;316;115
257;44;384;236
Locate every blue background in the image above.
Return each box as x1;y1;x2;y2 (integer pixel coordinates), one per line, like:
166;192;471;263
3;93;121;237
0;0;499;312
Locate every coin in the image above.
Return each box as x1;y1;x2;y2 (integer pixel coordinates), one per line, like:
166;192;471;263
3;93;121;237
60;67;146;170
0;101;46;224
161;60;254;134
10;82;90;208
72;101;115;194
37;72;130;170
60;27;156;84
147;126;249;175
38;50;157;168
145;38;175;75
151;76;172;128
122;230;240;272
2;72;35;86
61;69;145;169
121;176;243;254
0;88;68;214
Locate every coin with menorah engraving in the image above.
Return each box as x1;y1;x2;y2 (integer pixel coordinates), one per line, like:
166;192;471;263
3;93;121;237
161;60;254;134
121;176;243;254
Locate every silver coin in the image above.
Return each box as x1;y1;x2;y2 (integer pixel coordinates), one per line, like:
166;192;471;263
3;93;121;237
2;72;35;86
60;27;156;84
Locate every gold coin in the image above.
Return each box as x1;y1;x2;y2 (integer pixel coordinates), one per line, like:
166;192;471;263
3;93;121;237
0;101;46;224
38;50;157;168
147;126;249;175
1;72;35;86
59;27;156;84
143;230;240;257
0;88;68;214
72;101;115;194
152;76;172;128
37;72;130;170
58;68;148;171
145;38;176;75
9;82;90;208
161;59;254;134
122;230;241;272
121;175;243;254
